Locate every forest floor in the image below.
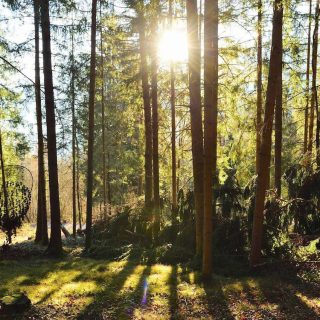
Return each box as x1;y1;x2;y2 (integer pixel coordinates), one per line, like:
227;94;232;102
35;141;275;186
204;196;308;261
0;226;319;320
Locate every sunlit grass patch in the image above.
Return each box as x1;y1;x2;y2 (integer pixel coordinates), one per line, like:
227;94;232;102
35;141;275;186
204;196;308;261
0;256;319;319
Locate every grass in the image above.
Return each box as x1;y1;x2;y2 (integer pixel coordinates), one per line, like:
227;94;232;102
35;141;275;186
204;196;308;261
0;226;319;319
0;256;319;319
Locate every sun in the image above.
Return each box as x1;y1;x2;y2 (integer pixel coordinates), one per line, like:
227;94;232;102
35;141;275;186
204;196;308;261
157;29;188;64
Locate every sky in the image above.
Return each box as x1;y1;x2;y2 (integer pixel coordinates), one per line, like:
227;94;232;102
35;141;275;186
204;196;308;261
0;0;310;155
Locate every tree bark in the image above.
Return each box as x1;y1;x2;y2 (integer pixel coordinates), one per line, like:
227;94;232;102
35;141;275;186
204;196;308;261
40;0;62;255
151;1;160;240
138;7;153;214
169;0;177;214
250;0;283;267
85;0;97;250
202;0;218;277
304;0;312;154
314;1;320;165
187;0;204;255
308;0;319;157
71;24;77;238
274;17;283;197
34;0;48;245
0;129;10;243
76;135;82;230
256;0;263;173
100;2;107;217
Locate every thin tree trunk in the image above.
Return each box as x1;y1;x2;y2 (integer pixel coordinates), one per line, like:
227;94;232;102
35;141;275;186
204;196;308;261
308;0;319;156
107;151;112;214
256;0;263;172
71;24;77;238
177;134;182;193
186;0;204;254
151;2;160;240
76;135;82;230
138;8;153;214
100;1;107;217
304;0;312;154
85;0;97;250
0;129;10;243
41;0;62;256
274;20;283;198
314;1;320;165
250;0;283;267
34;0;48;245
169;0;177;214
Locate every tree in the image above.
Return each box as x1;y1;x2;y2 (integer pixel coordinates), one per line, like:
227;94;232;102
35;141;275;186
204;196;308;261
186;0;204;254
71;23;77;238
256;0;263;172
34;0;48;245
169;0;177;214
151;0;160;240
99;1;107;218
202;0;218;277
308;0;319;157
85;0;97;250
250;0;283;266
274;5;283;197
314;0;320;165
137;3;153;214
40;0;62;255
304;0;312;154
0;129;10;242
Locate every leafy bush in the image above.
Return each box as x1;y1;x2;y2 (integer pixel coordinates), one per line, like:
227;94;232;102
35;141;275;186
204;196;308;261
284;164;320;234
0;166;32;243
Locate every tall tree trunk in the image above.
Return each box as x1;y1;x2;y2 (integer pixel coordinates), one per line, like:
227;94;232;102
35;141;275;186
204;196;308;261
85;0;97;250
76;135;82;230
304;0;312;154
202;0;218;277
138;8;153;214
187;0;204;255
71;24;77;238
0;129;10;243
314;1;320;165
41;0;62;255
151;2;160;240
100;1;107;217
308;0;319;156
169;0;177;214
107;151;112;214
34;0;48;245
256;0;263;172
250;0;283;267
274;19;283;197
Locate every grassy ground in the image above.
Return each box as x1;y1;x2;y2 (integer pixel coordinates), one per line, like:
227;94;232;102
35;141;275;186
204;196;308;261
0;226;319;319
0;256;319;319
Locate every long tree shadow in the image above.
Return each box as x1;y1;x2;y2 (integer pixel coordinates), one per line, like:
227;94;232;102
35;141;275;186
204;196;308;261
76;260;137;319
255;276;320;320
76;255;152;320
203;277;235;320
173;265;235;319
168;264;179;320
127;265;151;318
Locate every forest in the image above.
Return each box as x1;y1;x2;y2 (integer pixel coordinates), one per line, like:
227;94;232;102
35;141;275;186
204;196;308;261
0;0;319;319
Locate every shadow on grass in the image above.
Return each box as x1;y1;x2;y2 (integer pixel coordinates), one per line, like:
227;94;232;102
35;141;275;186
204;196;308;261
203;278;235;320
168;265;180;320
170;265;235;320
76;264;153;319
255;276;320;320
